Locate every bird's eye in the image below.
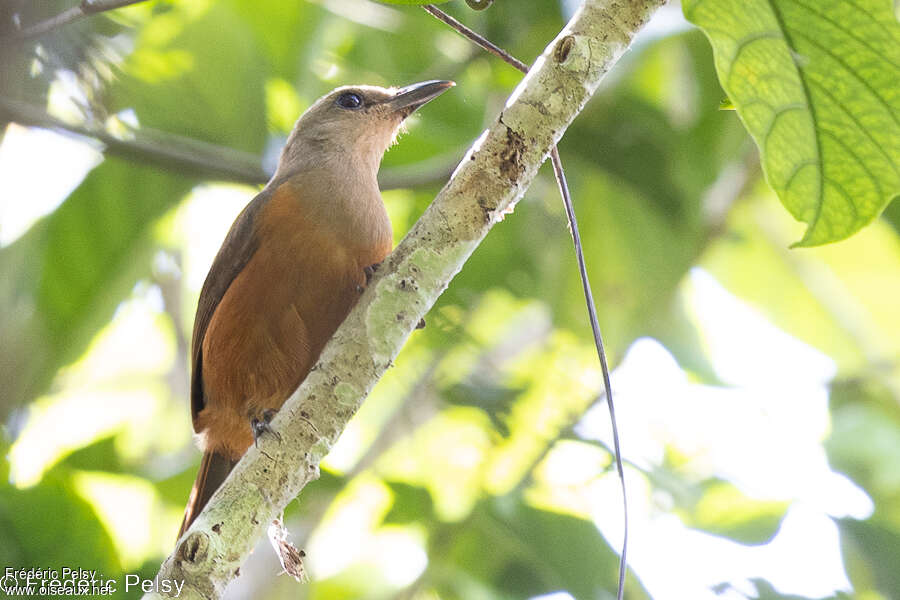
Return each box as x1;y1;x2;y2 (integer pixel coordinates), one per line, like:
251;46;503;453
336;92;363;109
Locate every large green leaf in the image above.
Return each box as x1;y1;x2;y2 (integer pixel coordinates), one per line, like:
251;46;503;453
727;579;851;599
375;1;452;5
432;495;650;600
677;479;789;544
884;196;900;234
0;158;193;416
827;381;900;599
107;1;267;153
826;379;900;508
383;480;436;524
0;458;120;578
837;517;900;599
684;0;900;246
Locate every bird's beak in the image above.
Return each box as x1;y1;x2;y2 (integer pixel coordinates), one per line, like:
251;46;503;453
387;80;455;116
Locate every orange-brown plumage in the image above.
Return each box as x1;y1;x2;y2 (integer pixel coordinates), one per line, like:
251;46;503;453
197;181;392;458
177;80;453;540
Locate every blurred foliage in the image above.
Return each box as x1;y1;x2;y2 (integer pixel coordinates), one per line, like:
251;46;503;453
1;1;899;600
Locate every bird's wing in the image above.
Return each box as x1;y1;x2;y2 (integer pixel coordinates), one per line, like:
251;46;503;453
190;187;272;430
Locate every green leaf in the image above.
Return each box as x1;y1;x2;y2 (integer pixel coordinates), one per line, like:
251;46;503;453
679;479;789;544
443;379;524;437
826;382;900;600
228;1;319;83
58;436;124;475
384;481;435;524
644;455;789;545
684;0;900;246
0;158;193;415
837;517;900;598
374;1;452;5
108;1;267;153
0;470;120;575
825;379;900;511
736;578;852;599
884;196;900;234
435;496;650;600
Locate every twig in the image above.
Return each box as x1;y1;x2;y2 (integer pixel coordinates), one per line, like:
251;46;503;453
0;96;267;184
422;5;628;599
5;0;150;42
550;146;628;598
422;5;527;72
465;0;495;10
152;250;190;404
144;1;663;596
0;97;457;190
377;152;459;191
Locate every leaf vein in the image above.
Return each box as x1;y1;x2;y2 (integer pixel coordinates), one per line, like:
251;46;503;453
762;102;808;154
788;28;900;129
725;31;785;90
784;0;900;71
820;128;884;203
806;78;900;181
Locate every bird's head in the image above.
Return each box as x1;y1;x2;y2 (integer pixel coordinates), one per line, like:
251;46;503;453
276;80;454;179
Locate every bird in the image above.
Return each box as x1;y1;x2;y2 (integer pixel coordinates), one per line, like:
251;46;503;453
177;80;454;539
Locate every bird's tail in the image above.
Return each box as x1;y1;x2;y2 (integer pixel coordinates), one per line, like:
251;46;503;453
177;450;238;540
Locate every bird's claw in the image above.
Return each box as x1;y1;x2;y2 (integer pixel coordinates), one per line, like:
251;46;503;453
251;408;282;446
364;262;381;285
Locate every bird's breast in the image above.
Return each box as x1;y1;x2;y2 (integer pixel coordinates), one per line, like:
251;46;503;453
196;179;392;457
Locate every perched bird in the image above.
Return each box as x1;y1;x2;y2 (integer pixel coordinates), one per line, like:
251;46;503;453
178;80;454;539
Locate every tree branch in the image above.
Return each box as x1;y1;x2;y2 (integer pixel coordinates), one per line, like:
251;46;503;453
0;96;267;183
0;96;457;190
5;0;150;42
423;5;528;72
145;0;665;597
419;8;630;593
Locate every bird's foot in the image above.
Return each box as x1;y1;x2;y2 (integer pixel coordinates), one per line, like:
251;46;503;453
364;262;381;285
251;408;282;447
357;262;382;294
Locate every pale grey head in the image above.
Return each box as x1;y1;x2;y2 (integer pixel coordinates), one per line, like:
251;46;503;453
274;80;455;181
